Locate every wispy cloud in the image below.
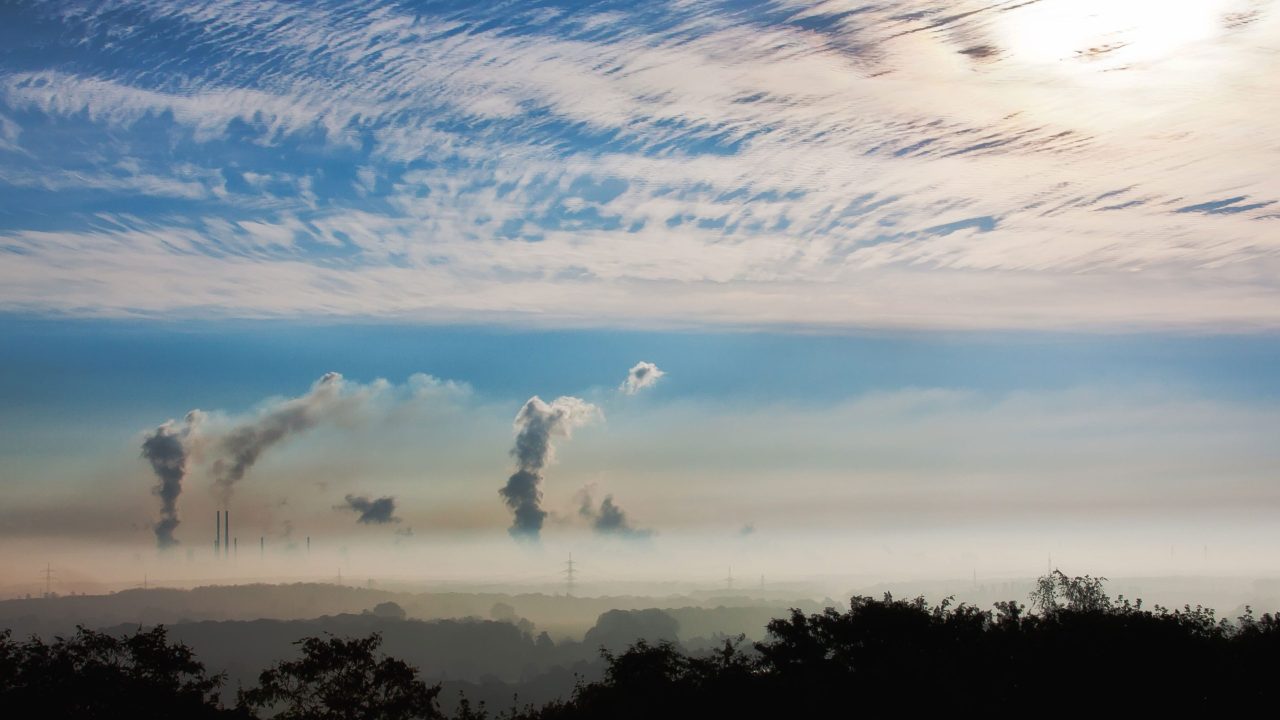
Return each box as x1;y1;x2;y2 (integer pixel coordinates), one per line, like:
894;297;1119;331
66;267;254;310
2;0;1279;328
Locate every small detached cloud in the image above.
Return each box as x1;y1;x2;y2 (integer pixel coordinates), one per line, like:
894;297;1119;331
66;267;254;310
578;485;652;539
338;494;400;524
620;361;665;395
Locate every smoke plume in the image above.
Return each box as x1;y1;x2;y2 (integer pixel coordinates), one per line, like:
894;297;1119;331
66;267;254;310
620;361;665;395
500;396;600;540
577;486;652;539
338;494;400;524
140;411;204;549
211;372;352;502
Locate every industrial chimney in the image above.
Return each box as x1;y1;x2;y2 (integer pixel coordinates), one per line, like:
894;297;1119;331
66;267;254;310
215;510;221;556
224;511;230;559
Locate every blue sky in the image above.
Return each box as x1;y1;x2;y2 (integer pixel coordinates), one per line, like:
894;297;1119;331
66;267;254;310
6;318;1280;421
2;1;1280;585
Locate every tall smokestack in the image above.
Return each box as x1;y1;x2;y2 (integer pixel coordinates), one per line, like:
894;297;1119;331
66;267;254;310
216;510;221;556
260;536;264;559
224;511;230;559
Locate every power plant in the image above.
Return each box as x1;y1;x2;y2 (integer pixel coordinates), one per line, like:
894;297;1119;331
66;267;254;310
214;510;316;562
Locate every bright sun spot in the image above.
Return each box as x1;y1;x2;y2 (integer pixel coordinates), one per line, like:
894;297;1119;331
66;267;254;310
999;0;1230;71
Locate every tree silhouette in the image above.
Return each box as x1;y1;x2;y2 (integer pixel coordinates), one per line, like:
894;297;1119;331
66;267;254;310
0;625;242;718
498;573;1280;718
6;573;1280;719
238;632;442;720
1028;569;1111;615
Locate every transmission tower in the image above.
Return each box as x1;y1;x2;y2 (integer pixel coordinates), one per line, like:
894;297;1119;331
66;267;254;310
563;553;577;596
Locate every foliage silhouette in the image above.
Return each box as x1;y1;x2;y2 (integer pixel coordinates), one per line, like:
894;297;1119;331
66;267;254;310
1028;569;1111;614
5;573;1280;719
0;625;244;718
504;573;1280;718
238;632;442;720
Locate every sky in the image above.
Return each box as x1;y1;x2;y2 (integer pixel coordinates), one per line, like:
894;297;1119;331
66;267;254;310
1;0;1279;594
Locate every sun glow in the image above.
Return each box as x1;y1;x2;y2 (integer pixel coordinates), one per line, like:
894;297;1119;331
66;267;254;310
999;0;1231;71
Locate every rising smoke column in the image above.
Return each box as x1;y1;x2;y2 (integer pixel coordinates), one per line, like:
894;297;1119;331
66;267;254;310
501;396;600;540
211;372;351;503
140;411;204;549
620;361;664;395
338;494;400;524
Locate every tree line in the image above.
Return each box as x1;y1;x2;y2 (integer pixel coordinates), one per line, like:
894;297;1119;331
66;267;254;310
3;571;1278;718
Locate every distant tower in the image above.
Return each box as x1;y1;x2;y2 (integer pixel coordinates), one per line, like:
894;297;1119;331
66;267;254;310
234;537;238;559
260;536;264;559
224;511;230;559
563;553;576;596
725;566;734;591
307;537;311;555
216;510;221;557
